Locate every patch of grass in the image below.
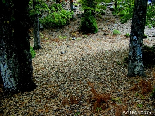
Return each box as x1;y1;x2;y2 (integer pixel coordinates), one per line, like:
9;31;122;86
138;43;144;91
59;35;67;39
30;46;36;58
113;29;121;35
75;111;80;115
148;24;152;29
96;107;102;112
137;104;143;108
125;33;130;37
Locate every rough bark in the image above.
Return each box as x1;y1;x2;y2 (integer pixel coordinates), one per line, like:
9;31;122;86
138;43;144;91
0;0;36;93
70;0;74;19
128;0;147;77
56;0;61;3
33;0;42;50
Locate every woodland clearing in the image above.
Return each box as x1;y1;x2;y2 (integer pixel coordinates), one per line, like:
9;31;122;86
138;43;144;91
1;6;155;116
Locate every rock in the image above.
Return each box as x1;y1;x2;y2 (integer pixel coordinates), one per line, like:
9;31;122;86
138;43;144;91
72;37;76;40
109;6;115;11
39;23;44;31
152;34;155;37
106;2;113;6
81;57;84;61
61;51;66;54
73;6;77;11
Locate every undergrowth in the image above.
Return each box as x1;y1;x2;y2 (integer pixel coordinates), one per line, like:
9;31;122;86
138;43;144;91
80;10;98;34
87;81;111;113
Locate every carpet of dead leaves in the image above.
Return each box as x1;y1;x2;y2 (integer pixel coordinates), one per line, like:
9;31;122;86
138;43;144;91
1;7;155;116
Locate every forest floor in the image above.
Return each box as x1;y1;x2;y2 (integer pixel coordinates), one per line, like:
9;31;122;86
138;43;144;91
1;6;155;116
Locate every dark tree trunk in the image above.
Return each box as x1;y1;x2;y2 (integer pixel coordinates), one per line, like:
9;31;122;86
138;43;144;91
70;0;74;19
56;0;61;3
115;0;117;10
33;0;42;50
0;0;36;93
128;0;147;77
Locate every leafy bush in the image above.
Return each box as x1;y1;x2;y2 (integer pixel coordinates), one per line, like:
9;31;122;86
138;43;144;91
50;3;62;12
80;10;98;34
30;46;36;59
40;9;73;28
112;0;134;23
113;0;155;26
95;3;106;15
29;0;50;16
146;5;155;27
29;0;73;28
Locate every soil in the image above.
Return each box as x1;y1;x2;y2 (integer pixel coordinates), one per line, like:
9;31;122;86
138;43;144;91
1;3;155;116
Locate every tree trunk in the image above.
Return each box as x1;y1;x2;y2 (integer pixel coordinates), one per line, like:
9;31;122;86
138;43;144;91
70;0;74;19
115;0;117;10
33;0;42;50
56;0;61;3
0;0;36;93
128;0;147;77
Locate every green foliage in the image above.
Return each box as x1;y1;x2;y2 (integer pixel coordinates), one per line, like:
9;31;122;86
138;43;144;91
50;3;62;12
29;0;73;28
125;33;130;37
146;5;155;27
29;0;50;16
113;0;155;26
96;107;102;112
80;10;98;34
95;3;106;15
112;0;134;23
113;29;120;35
30;46;36;58
40;9;73;28
79;0;107;16
148;24;152;28
137;104;143;108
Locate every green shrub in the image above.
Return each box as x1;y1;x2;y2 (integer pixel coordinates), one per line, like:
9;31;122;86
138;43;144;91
113;0;134;23
29;0;50;16
146;5;155;27
119;10;126;16
80;10;98;34
30;46;36;58
50;3;62;12
40;10;73;28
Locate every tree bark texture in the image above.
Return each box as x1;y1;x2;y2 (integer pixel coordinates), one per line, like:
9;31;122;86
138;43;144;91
0;0;36;93
33;0;42;50
128;0;147;77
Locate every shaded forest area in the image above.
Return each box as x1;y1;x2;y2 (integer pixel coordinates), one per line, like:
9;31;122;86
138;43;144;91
1;0;155;115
